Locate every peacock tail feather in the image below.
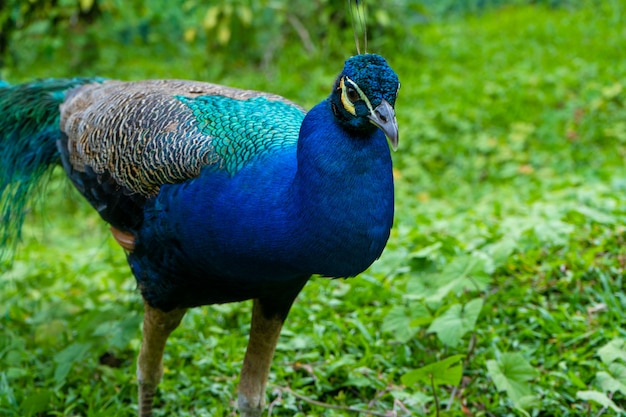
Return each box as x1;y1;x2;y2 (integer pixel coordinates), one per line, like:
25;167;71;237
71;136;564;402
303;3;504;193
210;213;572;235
0;77;103;256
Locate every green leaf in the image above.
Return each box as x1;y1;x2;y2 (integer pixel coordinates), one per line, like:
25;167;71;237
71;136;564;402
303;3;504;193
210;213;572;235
410;242;442;259
575;205;616;224
53;342;92;385
440;255;489;286
401;354;465;387
427;298;483;347
514;395;539;414
601;82;623;99
407;255;490;303
432;257;491;303
598;338;626;365
217;20;232;45
92;314;142;350
382;303;430;343
532;219;574;246
79;0;94;12
609;363;626;390
597;371;626;396
381;306;414;343
597;363;626;396
487;352;537;408
34;319;66;346
20;390;52;417
5;367;27;380
203;6;220;29
236;6;253;26
577;390;625;413
484;238;517;269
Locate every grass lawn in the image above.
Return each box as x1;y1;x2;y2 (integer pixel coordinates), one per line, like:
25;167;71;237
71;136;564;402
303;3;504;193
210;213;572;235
1;1;625;416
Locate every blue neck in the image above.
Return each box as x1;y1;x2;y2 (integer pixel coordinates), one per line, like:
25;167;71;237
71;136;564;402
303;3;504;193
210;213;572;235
290;100;394;277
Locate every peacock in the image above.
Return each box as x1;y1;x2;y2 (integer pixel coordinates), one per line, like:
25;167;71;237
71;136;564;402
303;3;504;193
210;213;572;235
0;53;399;416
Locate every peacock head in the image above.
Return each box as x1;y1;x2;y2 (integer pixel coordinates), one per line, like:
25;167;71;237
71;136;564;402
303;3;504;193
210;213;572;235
330;53;400;150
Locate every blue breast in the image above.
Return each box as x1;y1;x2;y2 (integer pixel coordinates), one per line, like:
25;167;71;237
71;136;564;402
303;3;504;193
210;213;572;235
130;100;394;311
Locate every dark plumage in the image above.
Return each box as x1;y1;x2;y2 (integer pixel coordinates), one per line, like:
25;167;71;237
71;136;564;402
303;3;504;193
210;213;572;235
0;53;400;416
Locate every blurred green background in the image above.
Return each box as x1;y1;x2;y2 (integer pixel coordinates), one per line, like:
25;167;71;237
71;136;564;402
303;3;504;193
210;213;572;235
1;1;626;416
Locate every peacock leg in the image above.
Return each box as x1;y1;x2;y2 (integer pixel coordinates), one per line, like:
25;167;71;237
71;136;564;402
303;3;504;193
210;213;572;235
137;300;187;417
238;298;287;417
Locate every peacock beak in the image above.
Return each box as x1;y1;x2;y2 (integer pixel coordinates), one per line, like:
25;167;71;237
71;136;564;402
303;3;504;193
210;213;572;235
368;99;399;151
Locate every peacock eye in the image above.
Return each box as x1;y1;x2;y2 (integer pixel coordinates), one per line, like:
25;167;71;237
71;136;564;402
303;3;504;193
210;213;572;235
346;86;359;103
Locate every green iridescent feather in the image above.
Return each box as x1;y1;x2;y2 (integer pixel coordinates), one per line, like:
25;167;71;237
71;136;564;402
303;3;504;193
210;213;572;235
0;78;103;255
177;95;304;174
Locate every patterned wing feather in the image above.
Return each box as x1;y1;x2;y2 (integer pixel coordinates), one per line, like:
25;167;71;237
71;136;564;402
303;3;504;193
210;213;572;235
60;79;306;197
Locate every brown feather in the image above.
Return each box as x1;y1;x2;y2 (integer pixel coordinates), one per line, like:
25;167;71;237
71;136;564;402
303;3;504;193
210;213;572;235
60;79;301;196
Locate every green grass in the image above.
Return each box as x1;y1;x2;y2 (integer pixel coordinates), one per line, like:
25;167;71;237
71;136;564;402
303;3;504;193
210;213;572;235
2;1;626;416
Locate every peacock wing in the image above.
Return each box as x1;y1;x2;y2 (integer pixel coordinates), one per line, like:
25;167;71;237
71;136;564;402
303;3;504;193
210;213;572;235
60;79;306;198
